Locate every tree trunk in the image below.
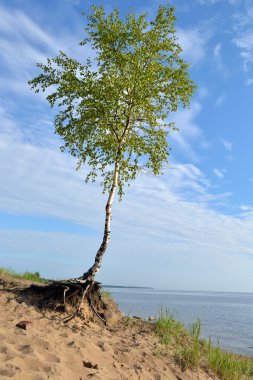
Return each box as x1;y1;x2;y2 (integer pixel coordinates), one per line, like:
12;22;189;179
82;158;120;281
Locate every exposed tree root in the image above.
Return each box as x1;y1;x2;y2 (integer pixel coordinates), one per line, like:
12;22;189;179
11;278;120;326
88;295;106;324
0;274;122;326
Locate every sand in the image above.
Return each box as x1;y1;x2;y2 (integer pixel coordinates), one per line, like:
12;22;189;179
0;276;217;380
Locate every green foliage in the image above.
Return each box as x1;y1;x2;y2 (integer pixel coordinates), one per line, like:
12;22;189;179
176;319;202;370
155;310;253;378
155;309;188;346
206;339;253;380
0;267;47;283
29;4;195;197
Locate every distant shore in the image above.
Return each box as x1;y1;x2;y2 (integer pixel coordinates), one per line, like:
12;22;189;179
103;285;153;289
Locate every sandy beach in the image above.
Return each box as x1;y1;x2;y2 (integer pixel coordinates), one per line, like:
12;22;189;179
0;275;217;380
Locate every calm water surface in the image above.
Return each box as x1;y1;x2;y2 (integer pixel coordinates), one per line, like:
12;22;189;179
107;288;253;356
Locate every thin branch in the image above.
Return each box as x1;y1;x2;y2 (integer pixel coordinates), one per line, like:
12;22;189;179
109;124;120;142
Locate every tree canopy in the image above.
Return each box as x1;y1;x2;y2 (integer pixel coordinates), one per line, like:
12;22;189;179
29;4;195;198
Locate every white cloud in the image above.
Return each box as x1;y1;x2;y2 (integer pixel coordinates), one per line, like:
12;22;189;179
0;106;23;144
228;0;242;4
0;137;104;230
177;28;208;65
232;6;253;71
240;205;251;211
63;0;80;4
214;42;222;59
195;0;221;5
0;5;57;83
221;138;233;151
0;4;87;98
215;95;226;106
0;229;98;279
195;0;242;5
2;108;253;290
240;204;253;218
213;168;226;178
245;78;253;85
0;108;208;227
170;102;205;160
197;87;208;99
213;43;228;75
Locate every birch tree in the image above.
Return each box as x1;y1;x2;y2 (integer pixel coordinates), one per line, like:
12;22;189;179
29;5;195;284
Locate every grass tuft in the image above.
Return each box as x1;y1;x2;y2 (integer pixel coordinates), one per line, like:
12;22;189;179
155;309;253;379
0;267;47;283
100;289;112;299
175;319;203;370
206;338;253;380
155;309;187;347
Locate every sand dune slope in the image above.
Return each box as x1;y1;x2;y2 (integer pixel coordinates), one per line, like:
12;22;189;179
0;277;216;380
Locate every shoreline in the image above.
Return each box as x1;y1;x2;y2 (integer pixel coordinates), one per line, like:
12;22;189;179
109;287;253;358
1;273;252;379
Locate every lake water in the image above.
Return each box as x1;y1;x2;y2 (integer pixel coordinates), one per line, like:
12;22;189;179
107;288;253;357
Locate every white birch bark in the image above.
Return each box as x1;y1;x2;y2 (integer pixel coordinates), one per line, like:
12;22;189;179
82;119;131;281
82;158;120;280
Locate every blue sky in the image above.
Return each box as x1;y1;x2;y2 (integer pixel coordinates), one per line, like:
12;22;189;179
1;0;253;291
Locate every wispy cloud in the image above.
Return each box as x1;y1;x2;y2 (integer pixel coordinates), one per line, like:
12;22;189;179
177;27;209;65
170;102;205;161
228;0;243;4
245;78;253;85
195;0;221;5
215;95;226;107
213;43;228;75
195;0;242;5
213;168;226;178
240;204;253;218
0;4;87;98
63;0;80;5
0;5;57;96
232;5;253;72
221;138;233;151
197;87;208;99
214;43;222;60
221;138;234;161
